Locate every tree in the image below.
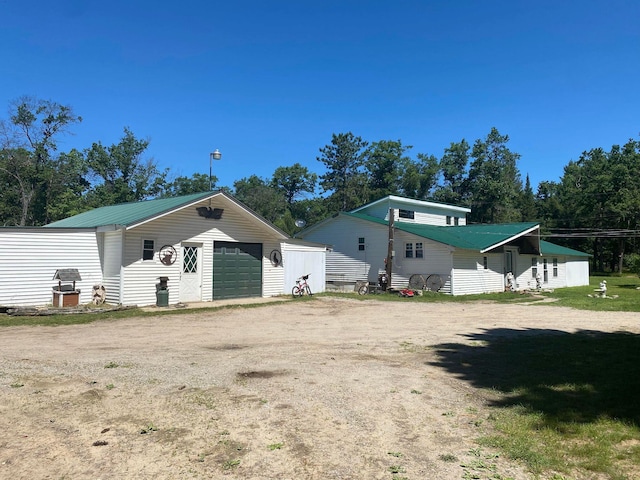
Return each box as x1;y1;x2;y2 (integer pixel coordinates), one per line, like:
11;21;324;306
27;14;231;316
557;139;640;272
161;173;211;197
364;140;411;200
0;97;82;225
233;175;287;223
271;163;317;205
399;152;439;200
85;127;167;206
433;139;470;205
467;128;522;223
317;132;369;212
520;174;537;221
42;149;90;221
535;180;562;228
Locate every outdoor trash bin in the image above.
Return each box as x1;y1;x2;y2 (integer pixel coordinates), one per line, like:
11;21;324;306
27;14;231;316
156;276;169;307
155;289;169;307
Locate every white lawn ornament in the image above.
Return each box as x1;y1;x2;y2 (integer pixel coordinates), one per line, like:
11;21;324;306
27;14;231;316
92;284;106;305
589;280;608;298
505;272;515;291
599;280;607;297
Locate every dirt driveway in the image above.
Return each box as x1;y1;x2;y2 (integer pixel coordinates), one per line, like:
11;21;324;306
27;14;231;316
1;297;639;480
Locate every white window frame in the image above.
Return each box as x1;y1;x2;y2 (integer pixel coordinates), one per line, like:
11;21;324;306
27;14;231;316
405;242;414;258
142;238;156;261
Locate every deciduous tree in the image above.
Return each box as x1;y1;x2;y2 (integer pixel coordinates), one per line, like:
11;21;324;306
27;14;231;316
85;127;166;206
317;132;369;212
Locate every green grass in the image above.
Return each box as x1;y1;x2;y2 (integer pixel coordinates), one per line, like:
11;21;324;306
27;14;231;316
0;301;288;327
2;276;638;328
431;322;640;479
326;274;640;311
537;275;640;311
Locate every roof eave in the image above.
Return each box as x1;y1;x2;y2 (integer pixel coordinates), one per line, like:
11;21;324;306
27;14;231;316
480;224;540;253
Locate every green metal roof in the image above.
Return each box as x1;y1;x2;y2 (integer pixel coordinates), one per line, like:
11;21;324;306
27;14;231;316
540;240;591;257
345;212;588;256
45;192;216;228
344;212;541;251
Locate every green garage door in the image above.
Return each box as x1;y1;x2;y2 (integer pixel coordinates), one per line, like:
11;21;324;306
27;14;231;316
213;241;263;300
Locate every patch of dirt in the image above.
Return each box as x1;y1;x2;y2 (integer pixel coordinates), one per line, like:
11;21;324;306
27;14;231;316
0;297;638;479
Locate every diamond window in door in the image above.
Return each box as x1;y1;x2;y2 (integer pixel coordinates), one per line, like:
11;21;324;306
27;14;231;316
183;246;198;273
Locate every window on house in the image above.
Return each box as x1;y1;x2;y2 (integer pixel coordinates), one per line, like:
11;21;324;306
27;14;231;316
454;217;459;226
446;216;452;225
399;209;414;219
142;239;155;261
483;256;488;269
358;237;365;251
405;243;414;258
543;258;548;283
553;258;558;277
531;258;538;278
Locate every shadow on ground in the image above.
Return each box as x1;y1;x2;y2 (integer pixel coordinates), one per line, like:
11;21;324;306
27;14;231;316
430;328;640;426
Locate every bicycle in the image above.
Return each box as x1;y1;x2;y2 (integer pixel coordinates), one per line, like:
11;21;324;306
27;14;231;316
292;274;313;297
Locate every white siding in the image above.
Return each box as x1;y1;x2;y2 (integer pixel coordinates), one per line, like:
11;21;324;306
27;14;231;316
282;242;326;295
301;215;388;287
565;257;589;287
392;232;453;292
0;229;102;306
356;199;469;227
101;231;123;305
301;215;456;292
452;250;504;295
119;196;289;306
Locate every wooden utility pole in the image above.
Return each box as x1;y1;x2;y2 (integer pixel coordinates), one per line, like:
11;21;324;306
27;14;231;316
386;208;394;288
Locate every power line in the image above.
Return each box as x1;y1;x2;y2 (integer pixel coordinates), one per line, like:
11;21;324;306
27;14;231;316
542;229;640;238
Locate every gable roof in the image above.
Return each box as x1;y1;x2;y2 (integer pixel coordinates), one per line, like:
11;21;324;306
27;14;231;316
344;212;540;252
46;192;214;228
539;240;591;257
351;195;471;215
45;191;289;238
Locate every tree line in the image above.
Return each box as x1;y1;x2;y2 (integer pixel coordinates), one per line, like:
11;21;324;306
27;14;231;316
1;97;639;273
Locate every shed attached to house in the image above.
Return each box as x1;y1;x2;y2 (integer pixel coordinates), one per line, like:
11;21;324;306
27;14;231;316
0;191;325;307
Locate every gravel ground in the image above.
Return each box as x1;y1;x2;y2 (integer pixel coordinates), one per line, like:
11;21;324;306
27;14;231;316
1;296;639;479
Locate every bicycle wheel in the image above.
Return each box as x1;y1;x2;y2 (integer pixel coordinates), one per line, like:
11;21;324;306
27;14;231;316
292;285;303;297
305;285;313;296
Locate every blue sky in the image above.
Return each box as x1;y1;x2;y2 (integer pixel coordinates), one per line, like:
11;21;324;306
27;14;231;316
1;0;638;192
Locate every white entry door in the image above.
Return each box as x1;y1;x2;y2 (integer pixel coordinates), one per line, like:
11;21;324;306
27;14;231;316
180;243;202;302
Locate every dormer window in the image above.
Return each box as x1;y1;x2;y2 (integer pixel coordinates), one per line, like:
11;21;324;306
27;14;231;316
399;209;414;219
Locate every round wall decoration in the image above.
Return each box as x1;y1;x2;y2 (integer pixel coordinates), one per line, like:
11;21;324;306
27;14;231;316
159;245;177;265
269;249;282;267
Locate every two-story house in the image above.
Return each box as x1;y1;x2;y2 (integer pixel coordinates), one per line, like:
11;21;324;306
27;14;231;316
296;195;590;295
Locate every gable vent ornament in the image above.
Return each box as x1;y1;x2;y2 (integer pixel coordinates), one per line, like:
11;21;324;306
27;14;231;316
196;206;224;219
